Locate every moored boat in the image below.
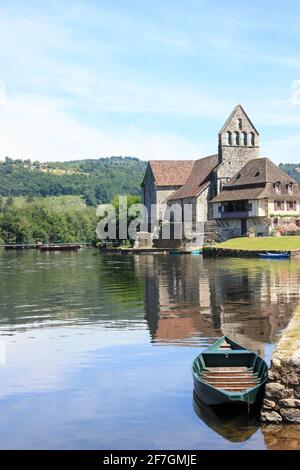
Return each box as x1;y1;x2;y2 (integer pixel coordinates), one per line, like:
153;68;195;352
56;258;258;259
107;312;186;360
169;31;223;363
192;336;268;406
258;252;290;259
38;244;81;252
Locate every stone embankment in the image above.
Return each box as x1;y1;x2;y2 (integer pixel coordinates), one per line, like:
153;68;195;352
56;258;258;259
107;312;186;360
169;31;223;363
261;309;300;423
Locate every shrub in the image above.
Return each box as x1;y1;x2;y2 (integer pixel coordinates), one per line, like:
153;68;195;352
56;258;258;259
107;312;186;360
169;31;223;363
278;223;300;236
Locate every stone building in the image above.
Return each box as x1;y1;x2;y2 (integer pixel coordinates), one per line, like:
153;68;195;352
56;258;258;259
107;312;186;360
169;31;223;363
141;104;300;242
212;157;300;238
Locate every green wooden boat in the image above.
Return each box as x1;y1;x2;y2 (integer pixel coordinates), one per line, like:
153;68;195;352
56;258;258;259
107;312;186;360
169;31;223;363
192;336;268;406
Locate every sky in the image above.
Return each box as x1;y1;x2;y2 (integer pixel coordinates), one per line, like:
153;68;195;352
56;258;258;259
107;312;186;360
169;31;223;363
0;0;300;163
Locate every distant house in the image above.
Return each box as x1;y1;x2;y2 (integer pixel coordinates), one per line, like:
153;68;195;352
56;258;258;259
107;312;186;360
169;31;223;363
141;104;300;241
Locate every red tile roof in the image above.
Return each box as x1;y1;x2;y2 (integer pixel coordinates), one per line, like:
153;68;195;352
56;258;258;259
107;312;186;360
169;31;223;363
168;154;219;200
148;160;194;187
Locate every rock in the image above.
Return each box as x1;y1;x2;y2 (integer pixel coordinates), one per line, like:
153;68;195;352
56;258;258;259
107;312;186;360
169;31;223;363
294;386;300;398
268;370;280;382
265;382;293;399
291;352;300;367
261;410;282;423
282;372;300;386
271;357;281;369
263;399;277;410
278;398;300;408
280;408;300;423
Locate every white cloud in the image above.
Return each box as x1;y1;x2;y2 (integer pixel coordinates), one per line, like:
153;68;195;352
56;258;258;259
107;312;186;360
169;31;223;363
0;92;211;161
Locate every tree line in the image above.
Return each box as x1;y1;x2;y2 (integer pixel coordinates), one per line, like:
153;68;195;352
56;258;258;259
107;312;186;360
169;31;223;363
0;156;146;206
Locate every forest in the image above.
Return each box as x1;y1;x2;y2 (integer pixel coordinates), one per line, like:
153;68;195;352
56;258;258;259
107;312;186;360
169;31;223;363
0;156;146;244
0;156;146;206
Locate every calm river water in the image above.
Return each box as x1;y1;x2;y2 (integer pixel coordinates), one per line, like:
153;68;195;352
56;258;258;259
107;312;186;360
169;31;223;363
0;249;300;449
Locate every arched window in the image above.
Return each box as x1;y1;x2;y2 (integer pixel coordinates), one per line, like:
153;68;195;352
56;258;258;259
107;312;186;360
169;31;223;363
248;132;255;146
287;182;293;195
225;131;232;145
274;181;281;194
233;131;240;145
242;132;247;145
236;118;242;130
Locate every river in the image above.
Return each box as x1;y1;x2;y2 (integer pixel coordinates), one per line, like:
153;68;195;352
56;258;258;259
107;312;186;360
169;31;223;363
0;249;299;449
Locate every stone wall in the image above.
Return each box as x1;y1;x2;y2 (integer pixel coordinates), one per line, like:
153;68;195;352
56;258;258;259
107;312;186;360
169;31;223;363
261;309;300;424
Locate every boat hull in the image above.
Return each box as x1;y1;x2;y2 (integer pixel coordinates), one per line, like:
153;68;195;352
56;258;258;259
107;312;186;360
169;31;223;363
258;252;289;259
193;375;266;406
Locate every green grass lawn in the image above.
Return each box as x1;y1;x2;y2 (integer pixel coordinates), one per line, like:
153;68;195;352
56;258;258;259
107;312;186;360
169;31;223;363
214;236;300;251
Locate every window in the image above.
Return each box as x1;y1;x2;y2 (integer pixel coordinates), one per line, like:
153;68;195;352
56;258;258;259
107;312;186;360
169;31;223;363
274;182;281;194
287;201;297;211
242;132;247;145
233;131;240;146
237;118;242;130
236;173;241;180
248;132;255;146
254;171;260;177
274;200;284;211
248;202;253;212
287;183;293;195
225;131;232;145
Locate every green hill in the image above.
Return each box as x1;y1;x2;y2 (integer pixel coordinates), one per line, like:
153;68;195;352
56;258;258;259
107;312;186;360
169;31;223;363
0;156;147;206
279;163;300;186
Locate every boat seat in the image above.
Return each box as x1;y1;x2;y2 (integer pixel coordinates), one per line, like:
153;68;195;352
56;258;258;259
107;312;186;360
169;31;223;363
200;366;260;392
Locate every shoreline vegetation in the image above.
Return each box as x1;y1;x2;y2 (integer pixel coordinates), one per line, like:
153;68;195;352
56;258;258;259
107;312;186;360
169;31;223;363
211;236;300;252
0;156;146;245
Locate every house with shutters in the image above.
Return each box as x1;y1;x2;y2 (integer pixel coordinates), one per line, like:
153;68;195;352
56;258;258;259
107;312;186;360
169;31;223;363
141;104;300;241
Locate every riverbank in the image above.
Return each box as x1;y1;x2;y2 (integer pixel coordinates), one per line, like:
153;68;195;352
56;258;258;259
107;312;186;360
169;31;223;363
261;307;300;424
203;236;300;258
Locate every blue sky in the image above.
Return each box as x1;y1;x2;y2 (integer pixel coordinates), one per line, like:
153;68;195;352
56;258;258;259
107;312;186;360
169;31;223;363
0;0;300;163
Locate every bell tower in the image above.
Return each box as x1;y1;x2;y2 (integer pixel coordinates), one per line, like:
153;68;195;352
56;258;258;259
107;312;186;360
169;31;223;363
216;104;260;193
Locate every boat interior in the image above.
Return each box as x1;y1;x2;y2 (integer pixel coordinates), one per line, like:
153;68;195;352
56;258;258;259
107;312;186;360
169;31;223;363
200;366;260;392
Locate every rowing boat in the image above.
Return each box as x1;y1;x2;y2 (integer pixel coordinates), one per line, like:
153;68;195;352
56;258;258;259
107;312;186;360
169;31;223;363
192;336;268;406
258;252;290;259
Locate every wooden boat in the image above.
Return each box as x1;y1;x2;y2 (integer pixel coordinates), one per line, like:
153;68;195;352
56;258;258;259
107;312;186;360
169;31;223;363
192;336;268;406
38;244;81;252
258;252;290;259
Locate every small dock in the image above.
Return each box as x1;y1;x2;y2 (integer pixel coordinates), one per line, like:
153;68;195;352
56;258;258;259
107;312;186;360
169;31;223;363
1;243;93;250
99;247;202;255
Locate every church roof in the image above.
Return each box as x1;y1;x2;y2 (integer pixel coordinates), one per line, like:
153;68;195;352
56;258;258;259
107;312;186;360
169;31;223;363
218;104;259;135
147;160;194;187
212;158;300;202
168;154;219;200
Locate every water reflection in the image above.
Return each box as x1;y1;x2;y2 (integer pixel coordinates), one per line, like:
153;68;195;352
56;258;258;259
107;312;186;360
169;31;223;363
1;250;300;449
136;255;300;355
193;393;259;443
262;424;300;450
